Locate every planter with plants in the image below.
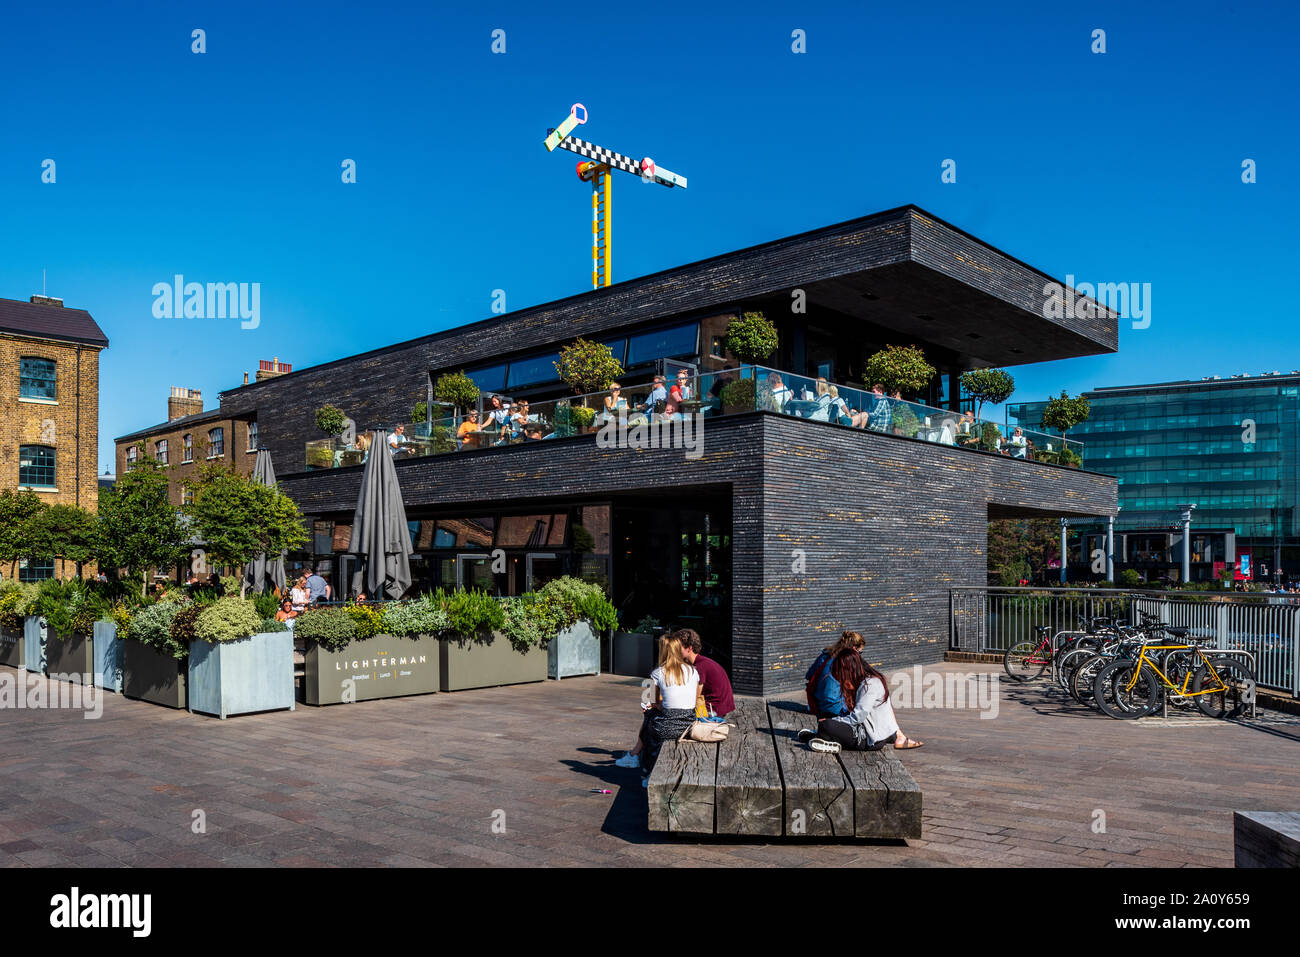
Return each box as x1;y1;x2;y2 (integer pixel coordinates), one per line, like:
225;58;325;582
40;579;113;685
612;615;661;678
186;596;294;719
122;600;191;708
0;582;36;669
721;377;757;415
539;576;616;679
440;589;545;691
298;599;443;705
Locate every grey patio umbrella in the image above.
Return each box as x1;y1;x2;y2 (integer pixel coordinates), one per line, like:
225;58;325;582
347;430;413;600
243;449;288;595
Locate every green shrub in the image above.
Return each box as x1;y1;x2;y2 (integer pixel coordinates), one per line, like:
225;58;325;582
445;588;505;639
169;603;202;652
631;615;660;635
194;596;265;644
315;404;347;436
347;603;385;639
37;579;104;638
380;596;449;637
133;601;190;659
500;594;561;650
721;378;756;410
724;311;779;364
539;576;618;632
571;406;596;428
251;589;280;620
0;582;37;631
260;618;289;633
1119;569;1143;588
433;371;480;411
293;606;358;652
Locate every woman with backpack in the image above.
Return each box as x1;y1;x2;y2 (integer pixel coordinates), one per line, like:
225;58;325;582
802;633;924;753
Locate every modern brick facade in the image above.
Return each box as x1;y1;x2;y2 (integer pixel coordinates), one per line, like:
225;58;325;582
0;296;108;580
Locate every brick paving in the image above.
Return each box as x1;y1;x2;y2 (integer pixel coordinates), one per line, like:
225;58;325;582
1;662;1297;867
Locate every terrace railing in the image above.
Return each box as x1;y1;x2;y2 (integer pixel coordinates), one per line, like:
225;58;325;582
950;586;1299;697
303;365;1084;470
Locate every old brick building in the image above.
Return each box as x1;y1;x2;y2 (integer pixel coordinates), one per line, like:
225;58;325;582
133;206;1120;693
0;295;108;580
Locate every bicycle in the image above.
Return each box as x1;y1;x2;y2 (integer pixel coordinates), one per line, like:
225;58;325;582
1093;638;1256;721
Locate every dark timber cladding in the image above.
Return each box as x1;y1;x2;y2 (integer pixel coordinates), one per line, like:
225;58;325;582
218;205;1117;471
273;413;1116;696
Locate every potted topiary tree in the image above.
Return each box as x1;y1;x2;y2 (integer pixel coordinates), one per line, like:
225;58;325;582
1042;391;1090;467
863;344;936;399
723;311;779;367
960;368;1016;421
187;595;294;719
434;371;481;418
554;339;624;421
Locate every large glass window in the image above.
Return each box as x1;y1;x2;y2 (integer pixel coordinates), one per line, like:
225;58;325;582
626;323;698;367
506;353;561;390
19;357;56;400
18;558;54;583
19;445;55;487
462;363;508;394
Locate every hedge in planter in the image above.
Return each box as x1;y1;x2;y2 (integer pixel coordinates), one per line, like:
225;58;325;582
188;596;294;719
439;589;545;691
298;602;442;705
122;600;190;709
0;582;36;669
536;577;618;679
39;579;110;683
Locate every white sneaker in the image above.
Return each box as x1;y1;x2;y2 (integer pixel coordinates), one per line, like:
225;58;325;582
614;752;641;768
809;737;841;754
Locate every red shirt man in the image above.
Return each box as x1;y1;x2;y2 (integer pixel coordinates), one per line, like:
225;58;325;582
676;628;734;718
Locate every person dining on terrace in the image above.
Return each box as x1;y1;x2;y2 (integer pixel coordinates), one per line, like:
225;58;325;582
642;375;668;419
665;370;692;420
865;383;892;432
807;377;832;421
828;385;853;425
388;424;410;456
1006;426;1029;459
956;410;979;447
456;409;482;448
760;371;793;413
601;382;629;424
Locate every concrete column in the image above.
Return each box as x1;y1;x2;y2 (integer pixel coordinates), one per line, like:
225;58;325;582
1177;504;1196;584
1106;513;1115;582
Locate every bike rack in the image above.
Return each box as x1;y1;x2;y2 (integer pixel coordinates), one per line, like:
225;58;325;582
1158;648;1258;719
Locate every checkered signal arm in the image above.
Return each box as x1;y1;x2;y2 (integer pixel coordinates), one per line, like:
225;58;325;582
558;136;644;177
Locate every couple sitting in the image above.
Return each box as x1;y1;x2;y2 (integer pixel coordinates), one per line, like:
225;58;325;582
614;628;734;785
801;631;924;754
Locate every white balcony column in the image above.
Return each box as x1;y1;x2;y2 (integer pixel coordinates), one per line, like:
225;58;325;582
1177;504;1196;584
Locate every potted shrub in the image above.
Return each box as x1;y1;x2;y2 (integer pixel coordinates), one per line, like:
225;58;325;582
0;582;36;669
723;311;779;366
720;378;756;414
299;600;443;705
439;589;545;691
538;576;618;679
187;596;295;718
433;371;480;417
122;600;190;708
554;339;624;410
41;579;110;684
612;614;660;677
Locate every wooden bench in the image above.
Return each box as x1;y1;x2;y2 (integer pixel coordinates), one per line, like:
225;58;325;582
647;695;921;840
1234;811;1300;867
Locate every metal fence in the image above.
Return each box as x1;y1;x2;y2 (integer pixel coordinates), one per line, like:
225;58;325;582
950;587;1299;697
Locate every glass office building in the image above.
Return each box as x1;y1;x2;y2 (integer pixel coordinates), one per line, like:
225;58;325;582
1009;372;1300;582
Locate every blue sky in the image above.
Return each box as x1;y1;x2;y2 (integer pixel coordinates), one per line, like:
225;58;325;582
2;0;1296;471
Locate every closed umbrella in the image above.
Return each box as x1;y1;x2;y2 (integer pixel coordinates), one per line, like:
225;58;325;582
243;448;287;595
348;430;413;600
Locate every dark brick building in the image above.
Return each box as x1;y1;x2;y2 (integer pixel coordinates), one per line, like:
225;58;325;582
196;205;1118;694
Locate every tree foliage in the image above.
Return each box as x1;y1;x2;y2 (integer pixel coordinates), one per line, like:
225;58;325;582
960;368;1016;419
987;518;1065;585
314;404;347;436
863;344;935;398
96;459;189;595
433;371;481;411
20;505;99;567
184;465;308;596
724;311;779;364
554;339;624;397
1042;391;1091;437
0;489;47;574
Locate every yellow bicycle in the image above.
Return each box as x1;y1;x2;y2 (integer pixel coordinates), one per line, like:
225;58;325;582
1093;641;1255;720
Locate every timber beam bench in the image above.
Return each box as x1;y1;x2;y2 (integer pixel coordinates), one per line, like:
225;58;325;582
647;696;922;839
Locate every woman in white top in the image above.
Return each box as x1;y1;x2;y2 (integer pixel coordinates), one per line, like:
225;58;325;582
800;635;924;753
808;377;832;421
614;633;701;782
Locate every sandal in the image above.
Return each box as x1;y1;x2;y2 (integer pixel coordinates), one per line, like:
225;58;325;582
893;735;924;750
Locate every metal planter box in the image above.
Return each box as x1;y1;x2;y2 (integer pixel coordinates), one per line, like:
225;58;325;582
548;620;601;679
93;620;122;693
22;616;45;673
303;634;441;705
45;631;94;681
0;625;21;669
122;640;187;709
439;630;547;692
188;631;295;719
612;631;657;677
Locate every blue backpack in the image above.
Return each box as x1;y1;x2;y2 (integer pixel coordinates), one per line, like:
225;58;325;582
806;656;848;718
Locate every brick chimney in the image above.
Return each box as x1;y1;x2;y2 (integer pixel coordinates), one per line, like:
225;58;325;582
168;386;204;421
256;357;292;381
30;294;64;308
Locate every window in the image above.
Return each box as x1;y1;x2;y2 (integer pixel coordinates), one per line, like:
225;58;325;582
461;363;508;394
182;487;194;506
505;353;561;390
208;427;224;457
19;357;56;400
155;439;168;464
18;558;54;583
19;445;55;487
182;434;193;463
626;322;698;367
126;445;138;465
247;421;258;451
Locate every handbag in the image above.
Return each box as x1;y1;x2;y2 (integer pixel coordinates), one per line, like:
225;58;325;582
681;720;731;743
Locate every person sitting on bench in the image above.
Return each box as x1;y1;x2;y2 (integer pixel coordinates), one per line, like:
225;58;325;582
801;637;924;753
614;633;700;784
679;628;734;719
805;631;865;715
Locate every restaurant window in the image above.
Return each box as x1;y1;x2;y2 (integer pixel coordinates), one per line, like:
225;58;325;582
19;445;55;487
461;363;508;394
626;322;698;367
208;427;224;457
182;434;193;463
155;439;168;464
18;558;54;583
19;357;56;400
506;353;561;390
247;421;258;451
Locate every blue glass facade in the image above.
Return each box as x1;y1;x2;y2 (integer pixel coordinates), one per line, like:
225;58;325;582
1010;374;1300;553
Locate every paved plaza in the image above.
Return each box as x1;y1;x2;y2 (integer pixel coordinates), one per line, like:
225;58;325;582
1;662;1297;867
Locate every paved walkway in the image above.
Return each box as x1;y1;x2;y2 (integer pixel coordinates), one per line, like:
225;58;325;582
1;663;1296;867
